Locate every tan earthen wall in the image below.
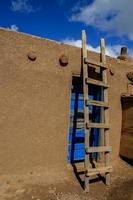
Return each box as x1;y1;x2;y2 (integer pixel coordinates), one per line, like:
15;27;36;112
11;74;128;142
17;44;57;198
0;29;132;176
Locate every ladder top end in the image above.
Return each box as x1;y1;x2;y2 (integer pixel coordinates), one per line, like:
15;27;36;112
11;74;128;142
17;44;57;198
82;30;86;41
100;38;106;49
100;38;105;44
82;30;86;35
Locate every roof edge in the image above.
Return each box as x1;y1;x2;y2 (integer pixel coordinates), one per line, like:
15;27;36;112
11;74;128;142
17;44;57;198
0;27;127;63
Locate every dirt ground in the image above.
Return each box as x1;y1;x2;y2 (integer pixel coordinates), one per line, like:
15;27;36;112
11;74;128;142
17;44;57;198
0;158;132;200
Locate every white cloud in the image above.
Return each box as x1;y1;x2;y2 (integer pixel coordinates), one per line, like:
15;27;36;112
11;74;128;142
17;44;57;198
70;0;133;40
10;24;19;31
62;38;133;58
62;38;100;53
11;0;36;13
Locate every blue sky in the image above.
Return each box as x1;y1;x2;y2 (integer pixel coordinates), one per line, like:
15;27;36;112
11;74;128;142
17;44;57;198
0;0;133;57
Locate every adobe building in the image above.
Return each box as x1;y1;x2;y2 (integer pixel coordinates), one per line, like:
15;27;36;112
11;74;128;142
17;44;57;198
0;28;132;191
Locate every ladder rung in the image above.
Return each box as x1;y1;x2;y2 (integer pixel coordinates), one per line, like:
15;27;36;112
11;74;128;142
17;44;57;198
86;166;112;176
85;99;109;108
85;146;112;153
84;58;108;69
86;122;110;129
86;78;109;88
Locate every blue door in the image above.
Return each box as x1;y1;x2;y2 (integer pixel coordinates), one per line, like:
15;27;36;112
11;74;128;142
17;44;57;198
68;76;102;163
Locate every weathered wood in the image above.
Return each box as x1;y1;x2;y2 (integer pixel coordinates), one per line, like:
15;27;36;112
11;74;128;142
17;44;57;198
84;58;108;69
59;54;69;66
85;146;112;153
27;51;36;61
82;32;111;191
82;30;90;192
86;166;112;176
86;122;110;129
85;99;109;108
85;78;109;88
100;38;111;186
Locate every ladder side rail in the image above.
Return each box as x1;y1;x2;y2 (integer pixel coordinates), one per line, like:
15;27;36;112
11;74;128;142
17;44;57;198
82;30;90;192
100;38;110;186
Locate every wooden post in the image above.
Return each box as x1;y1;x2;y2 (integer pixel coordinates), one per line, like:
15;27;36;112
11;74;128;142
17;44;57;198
100;38;110;185
82;30;90;192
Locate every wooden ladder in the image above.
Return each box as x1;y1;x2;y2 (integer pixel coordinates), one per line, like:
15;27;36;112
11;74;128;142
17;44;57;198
82;30;112;192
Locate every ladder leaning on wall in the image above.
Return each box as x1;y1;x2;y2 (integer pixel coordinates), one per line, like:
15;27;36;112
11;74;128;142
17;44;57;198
82;30;112;192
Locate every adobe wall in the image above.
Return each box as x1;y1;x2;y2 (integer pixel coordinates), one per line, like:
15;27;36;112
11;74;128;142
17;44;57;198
0;29;132;177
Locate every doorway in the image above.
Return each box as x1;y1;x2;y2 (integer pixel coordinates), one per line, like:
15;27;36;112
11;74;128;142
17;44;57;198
68;76;102;164
120;95;133;163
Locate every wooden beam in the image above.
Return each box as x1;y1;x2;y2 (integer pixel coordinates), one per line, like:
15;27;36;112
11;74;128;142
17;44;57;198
86;122;110;129
100;38;111;186
84;58;108;69
85;99;109;108
85;78;109;88
82;30;90;192
86;166;112;176
85;146;112;153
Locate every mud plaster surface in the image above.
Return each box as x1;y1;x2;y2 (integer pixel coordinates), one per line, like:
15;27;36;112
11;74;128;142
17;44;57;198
0;159;132;200
0;29;133;196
